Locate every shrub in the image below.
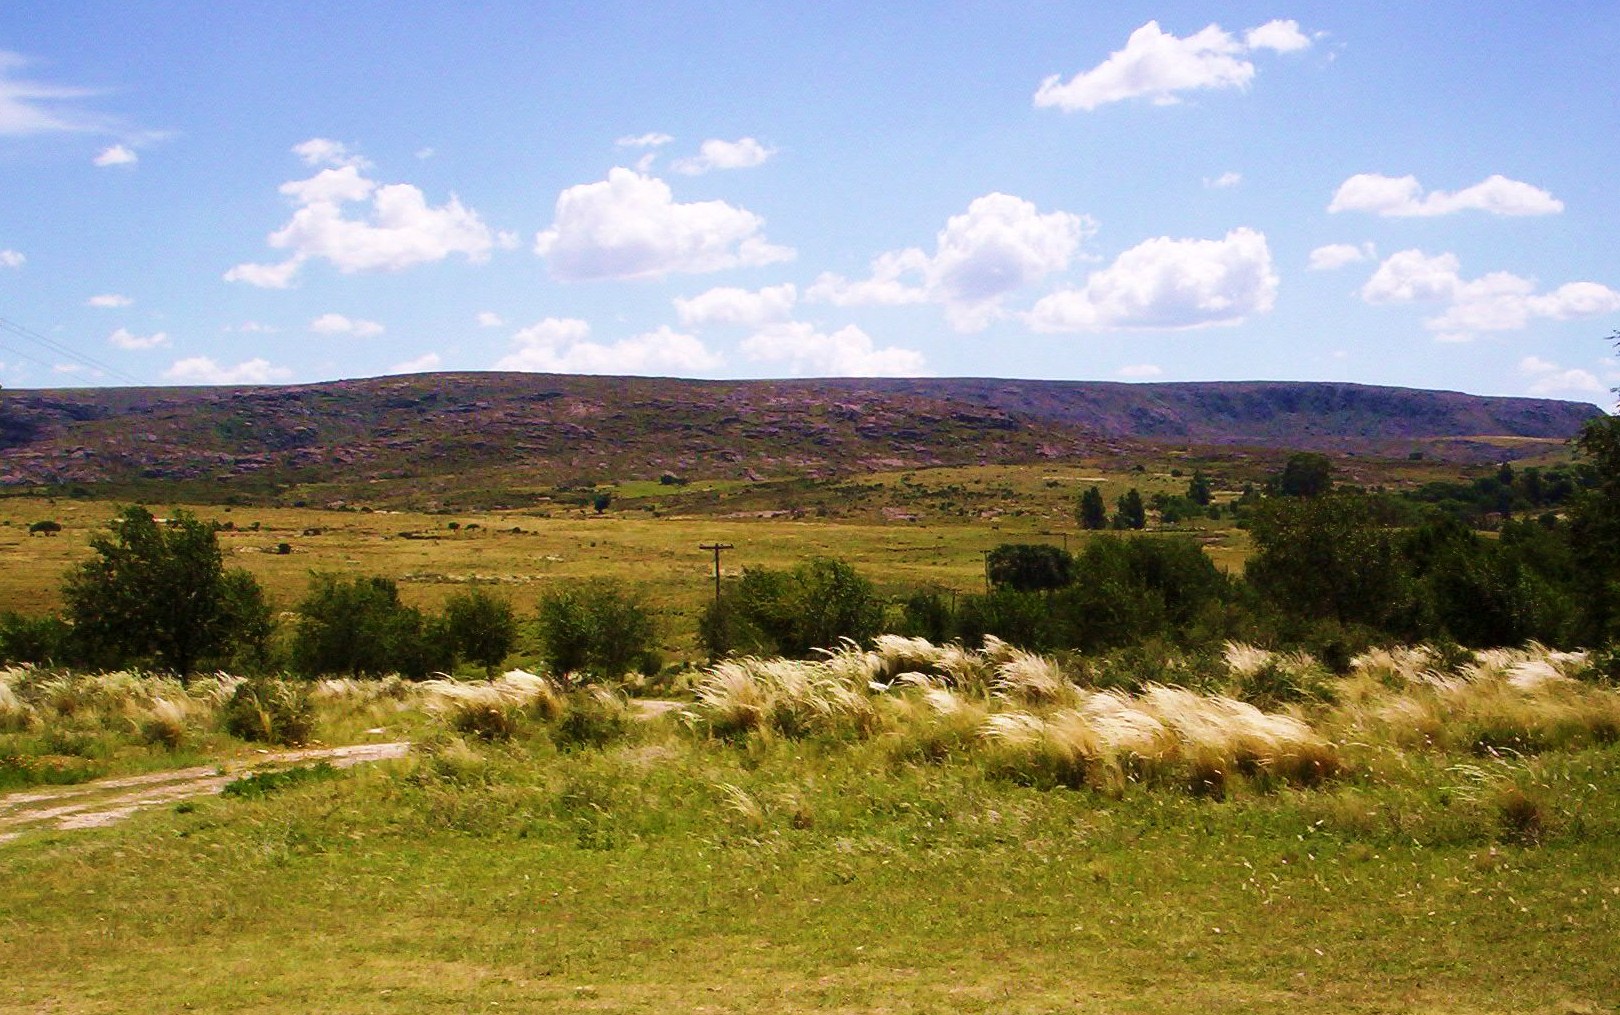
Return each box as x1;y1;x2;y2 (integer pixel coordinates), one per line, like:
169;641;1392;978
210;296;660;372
986;543;1073;593
702;557;882;659
443;587;519;675
536;579;658;681
292;574;449;678
550;687;633;750
222;678;315;746
0;612;73;666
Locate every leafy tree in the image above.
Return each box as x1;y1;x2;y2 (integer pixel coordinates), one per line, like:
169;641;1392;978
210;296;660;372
536;578;658;680
1568;410;1620;642
703;556;883;658
986;543;1073;593
1245;493;1401;627
1276;452;1334;498
1076;486;1107;530
292;574;445;678
1053;535;1231;651
1187;471;1213;506
1112;488;1146;530
443;586;519;675
62;506;272;680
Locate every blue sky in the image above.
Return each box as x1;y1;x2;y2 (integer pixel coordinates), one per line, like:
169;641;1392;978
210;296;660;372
1;2;1617;404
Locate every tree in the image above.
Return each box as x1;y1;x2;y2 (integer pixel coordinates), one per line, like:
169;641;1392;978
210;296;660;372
1245;493;1401;627
1112;488;1146;530
536;578;658;680
986;543;1074;593
292;574;445;678
1568;410;1620;642
702;556;883;658
443;586;519;675
1276;452;1334;498
1077;486;1108;530
1186;471;1213;506
62;506;272;680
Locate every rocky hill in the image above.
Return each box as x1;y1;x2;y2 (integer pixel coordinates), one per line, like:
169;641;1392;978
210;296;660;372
0;373;1600;491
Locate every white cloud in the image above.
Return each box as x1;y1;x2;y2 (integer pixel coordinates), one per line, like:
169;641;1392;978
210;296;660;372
1034;19;1310;112
1028;227;1277;331
1117;363;1164;378
1519;355;1604;397
534;168;793;282
1328;173;1563;217
291;137;371;169
1205;171;1242;189
475;311;504;328
496;318;722;375
226;147;495;286
808;193;1092;331
227;321;278;334
1244;20;1313;53
740;322;926;377
92;144;137;167
107;327;169;350
672;137;775;175
0;52;106;135
390;352;442;374
1307;242;1374;271
415;147;435;160
616;132;674;148
1360;249;1620;340
0;249;24;269
674;283;797;327
164;356;291;385
310;313;385;338
86;293;132;307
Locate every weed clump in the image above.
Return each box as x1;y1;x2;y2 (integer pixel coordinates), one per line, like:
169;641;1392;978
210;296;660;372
222;678;315;746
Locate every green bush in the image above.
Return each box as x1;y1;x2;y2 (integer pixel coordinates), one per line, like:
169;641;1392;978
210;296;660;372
536;579;658;681
222;678;315;746
703;557;883;659
443;587;519;675
292;574;449;678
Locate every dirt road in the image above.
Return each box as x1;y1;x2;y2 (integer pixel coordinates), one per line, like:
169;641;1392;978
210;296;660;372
0;742;410;844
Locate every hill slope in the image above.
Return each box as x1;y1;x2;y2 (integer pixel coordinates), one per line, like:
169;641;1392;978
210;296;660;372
0;373;1600;491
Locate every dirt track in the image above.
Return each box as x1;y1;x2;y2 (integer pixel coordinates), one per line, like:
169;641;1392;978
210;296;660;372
0;742;410;844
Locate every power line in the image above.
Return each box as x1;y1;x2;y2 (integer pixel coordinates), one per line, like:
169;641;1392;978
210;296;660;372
0;315;147;386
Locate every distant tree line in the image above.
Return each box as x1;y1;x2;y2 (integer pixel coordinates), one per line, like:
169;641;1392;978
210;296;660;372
4;415;1620;679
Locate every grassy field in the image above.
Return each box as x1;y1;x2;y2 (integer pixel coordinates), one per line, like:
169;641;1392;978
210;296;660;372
2;643;1618;1012
0;465;1259;660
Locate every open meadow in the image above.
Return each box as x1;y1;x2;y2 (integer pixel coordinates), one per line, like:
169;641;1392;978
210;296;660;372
2;640;1618;1012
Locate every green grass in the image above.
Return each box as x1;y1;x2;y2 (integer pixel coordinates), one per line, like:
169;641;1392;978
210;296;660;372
3;645;1619;1012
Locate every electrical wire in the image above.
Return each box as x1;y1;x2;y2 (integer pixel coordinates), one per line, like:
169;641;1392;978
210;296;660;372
0;315;147;386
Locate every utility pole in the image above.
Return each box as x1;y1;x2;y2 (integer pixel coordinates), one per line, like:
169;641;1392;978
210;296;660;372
699;542;734;605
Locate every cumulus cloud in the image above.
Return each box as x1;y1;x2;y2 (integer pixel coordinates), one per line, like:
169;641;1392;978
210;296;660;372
0;249;24;268
674;283;797;327
672;137;775;175
809;193;1092;331
164;356;291;385
1118;363;1164;378
495;317;722;375
390;352;442;374
1329;173;1563;217
1520;355;1604;397
292;137;371;169
534;168;793;282
92;144;137;167
740;322;926;377
1034;19;1310;112
107;327;168;350
1028;227;1277;331
616;132;674;148
310;313;385;337
1360;249;1620;341
475;311;504;328
225;141;495;287
87;293;133;307
1307;242;1375;271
